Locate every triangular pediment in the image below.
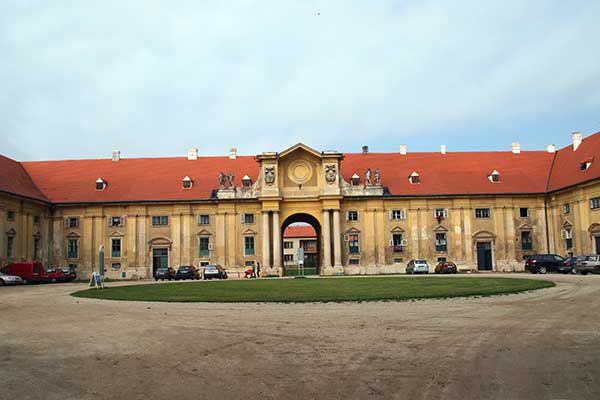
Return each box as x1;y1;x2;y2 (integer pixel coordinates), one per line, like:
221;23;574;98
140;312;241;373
434;225;448;232
518;223;533;231
66;231;80;238
242;228;257;235
562;220;573;229
279;143;322;159
345;227;361;234
197;229;213;236
109;230;124;237
390;226;405;233
6;228;16;236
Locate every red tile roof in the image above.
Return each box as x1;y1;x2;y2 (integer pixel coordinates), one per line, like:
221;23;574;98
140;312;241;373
21;156;259;203
1;131;598;203
0;155;48;202
341;151;555;195
284;225;317;238
548;132;600;191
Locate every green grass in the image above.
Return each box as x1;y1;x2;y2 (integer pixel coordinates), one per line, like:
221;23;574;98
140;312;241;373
71;276;555;303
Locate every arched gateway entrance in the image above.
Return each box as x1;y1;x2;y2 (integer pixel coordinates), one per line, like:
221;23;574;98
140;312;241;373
281;213;321;276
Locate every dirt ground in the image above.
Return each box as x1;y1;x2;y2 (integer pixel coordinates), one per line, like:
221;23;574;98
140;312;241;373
1;273;599;400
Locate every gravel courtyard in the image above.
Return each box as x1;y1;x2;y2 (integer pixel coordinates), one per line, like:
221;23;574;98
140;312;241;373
1;273;599;400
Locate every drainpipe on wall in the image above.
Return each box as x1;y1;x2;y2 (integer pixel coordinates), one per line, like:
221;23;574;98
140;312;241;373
47;206;53;265
544;151;558;253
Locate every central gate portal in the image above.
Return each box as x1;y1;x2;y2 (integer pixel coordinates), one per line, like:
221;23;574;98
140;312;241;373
281;213;321;276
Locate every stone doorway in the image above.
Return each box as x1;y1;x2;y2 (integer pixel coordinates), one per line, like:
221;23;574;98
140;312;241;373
281;213;321;276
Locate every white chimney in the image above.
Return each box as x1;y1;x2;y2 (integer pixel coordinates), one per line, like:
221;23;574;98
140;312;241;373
440;145;446;155
112;150;120;162
229;148;237;159
187;148;198;160
511;142;521;154
399;144;407;155
546;144;556;153
572;132;582;151
362;145;369;154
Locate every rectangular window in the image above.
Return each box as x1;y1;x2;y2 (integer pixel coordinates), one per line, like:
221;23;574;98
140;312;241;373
110;216;123;227
347;211;358;221
199;237;210;256
7;210;15;221
111;263;121;270
348;234;360;254
566;238;573;249
7;236;14;257
435;232;447;252
34;237;40;259
243;213;255;224
564;229;573;249
33;216;40;224
521;231;533;250
563;203;571;214
391;209;405;220
349;258;360;265
284;241;293;249
68;217;79;228
200;261;210;267
591;197;600;210
284;254;294;262
245;261;255;267
67;239;78;258
393;258;403;264
152;215;169;226
111;238;121;258
198;214;210;225
244;236;255;255
475;208;491;218
437;257;447;263
520;208;529;218
392;233;404;252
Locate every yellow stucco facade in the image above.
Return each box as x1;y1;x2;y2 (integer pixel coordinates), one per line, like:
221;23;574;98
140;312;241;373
2;143;600;279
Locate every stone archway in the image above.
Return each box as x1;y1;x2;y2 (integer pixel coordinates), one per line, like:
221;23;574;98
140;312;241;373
281;213;321;275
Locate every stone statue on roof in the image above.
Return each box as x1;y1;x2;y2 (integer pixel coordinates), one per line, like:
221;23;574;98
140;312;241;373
228;171;235;188
218;172;227;189
374;168;381;185
365;168;372;186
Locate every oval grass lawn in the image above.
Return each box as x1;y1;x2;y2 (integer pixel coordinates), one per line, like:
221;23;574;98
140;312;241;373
71;276;554;303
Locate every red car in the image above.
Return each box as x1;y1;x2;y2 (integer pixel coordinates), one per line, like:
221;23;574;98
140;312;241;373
46;268;67;283
1;262;49;283
435;261;458;274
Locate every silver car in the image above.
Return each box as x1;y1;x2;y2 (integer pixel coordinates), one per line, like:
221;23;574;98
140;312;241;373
0;272;24;286
406;259;430;274
574;255;600;275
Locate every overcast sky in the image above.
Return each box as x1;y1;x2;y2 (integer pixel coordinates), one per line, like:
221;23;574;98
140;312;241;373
1;1;599;161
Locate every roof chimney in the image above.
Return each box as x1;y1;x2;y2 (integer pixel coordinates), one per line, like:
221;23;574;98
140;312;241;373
112;150;120;162
572;132;582;151
229;148;237;160
399;144;407;155
511;142;521;154
187;148;198;160
546;144;556;153
440;145;446;155
362;145;369;154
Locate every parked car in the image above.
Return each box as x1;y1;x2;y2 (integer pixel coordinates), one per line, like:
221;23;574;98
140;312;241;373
60;267;77;282
406;259;429;274
435;261;458;274
203;264;228;280
574;255;600;275
46;268;68;283
0;271;24;286
0;262;49;283
562;256;585;274
175;266;200;280
524;254;565;274
155;267;177;281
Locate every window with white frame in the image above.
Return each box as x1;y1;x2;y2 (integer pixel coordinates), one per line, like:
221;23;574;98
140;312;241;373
409;172;420;184
347;233;360;254
152;216;169;226
519;208;529;218
182;176;193;189
199;237;210;256
67;217;79;228
243;213;255;224
563;203;571;214
475;208;490;218
390;209;406;220
563;228;573;249
435;232;447;252
111;238;121;258
591;197;600;210
284;241;293;249
7;235;14;257
521;231;533;250
244;236;255;255
198;214;210;225
434;208;448;219
347;211;358;221
349;258;360;265
392;233;405;252
110;216;123;227
284;254;294;262
7;210;16;221
67;239;78;258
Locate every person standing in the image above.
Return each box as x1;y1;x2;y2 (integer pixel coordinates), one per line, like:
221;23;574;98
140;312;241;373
256;261;261;278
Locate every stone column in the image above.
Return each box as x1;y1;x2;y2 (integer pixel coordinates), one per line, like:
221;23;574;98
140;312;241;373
333;209;343;272
322;209;332;274
272;211;281;275
262;211;270;268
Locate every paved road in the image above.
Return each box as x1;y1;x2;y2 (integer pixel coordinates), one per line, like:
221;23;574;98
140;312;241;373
1;273;599;400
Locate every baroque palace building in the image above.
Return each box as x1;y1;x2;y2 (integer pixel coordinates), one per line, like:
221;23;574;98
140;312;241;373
1;132;600;279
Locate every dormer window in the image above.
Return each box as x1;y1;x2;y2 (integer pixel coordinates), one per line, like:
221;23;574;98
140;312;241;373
96;178;106;190
351;173;360;186
182;176;193;189
242;175;252;187
580;161;592;171
489;170;500;183
409;172;420;184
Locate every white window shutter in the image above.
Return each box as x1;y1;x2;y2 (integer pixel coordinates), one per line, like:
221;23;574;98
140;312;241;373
121;216;126;227
208;242;213;250
64;218;69;228
241;214;245;223
389;239;394;246
389;210;393;220
443;209;448;218
346;212;350;221
107;217;112;227
401;209;406;220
